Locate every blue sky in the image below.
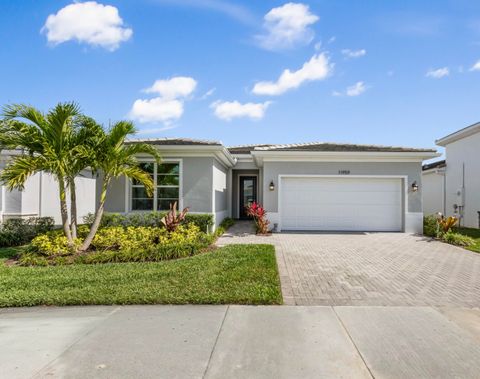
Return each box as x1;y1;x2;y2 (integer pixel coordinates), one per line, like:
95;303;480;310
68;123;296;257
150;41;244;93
1;0;480;153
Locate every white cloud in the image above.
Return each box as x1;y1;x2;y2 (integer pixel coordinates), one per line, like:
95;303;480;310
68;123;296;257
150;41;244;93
130;76;197;124
42;1;132;51
210;100;271;121
200;87;216;100
426;67;449;78
346;81;367;96
333;81;367;97
129;98;183;124
144;77;197;99
341;49;366;58
469;60;480;71
256;2;319;50
252;53;332;96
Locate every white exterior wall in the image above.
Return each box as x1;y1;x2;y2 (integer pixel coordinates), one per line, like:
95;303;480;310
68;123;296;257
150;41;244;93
39;172;97;225
213;159;228;228
444;132;480;228
422;170;445;216
1;170;96;225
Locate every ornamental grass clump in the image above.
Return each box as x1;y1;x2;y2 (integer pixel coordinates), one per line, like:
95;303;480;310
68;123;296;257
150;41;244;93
245;202;270;235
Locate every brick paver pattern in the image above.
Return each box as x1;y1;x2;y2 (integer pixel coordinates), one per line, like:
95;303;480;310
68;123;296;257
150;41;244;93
217;222;480;306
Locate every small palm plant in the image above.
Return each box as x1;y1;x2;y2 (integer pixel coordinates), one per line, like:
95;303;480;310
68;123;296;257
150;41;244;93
79;119;161;251
0;102;89;244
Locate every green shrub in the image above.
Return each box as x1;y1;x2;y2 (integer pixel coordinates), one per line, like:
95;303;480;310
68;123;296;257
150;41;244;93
442;231;476;247
183;214;214;233
75;241;208;265
17;252;49;266
423;215;439;237
20;223;212;266
83;212;214;233
29;232;81;256
0;217;55;247
219;217;235;230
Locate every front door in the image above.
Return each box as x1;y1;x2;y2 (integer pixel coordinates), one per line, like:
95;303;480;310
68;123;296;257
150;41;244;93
239;176;257;219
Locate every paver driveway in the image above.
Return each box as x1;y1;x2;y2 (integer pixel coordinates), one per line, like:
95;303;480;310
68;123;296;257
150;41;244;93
217;222;480;306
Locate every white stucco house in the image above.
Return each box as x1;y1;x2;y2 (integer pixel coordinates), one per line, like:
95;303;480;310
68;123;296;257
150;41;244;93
101;138;438;234
423;122;480;228
0;150;97;224
422;159;446;216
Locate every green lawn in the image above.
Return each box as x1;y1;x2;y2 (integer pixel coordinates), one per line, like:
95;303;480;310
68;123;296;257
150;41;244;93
456;227;480;253
0;244;282;307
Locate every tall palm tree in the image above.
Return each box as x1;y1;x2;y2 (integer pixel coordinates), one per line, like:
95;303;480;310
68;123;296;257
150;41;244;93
0;103;88;243
79;119;160;251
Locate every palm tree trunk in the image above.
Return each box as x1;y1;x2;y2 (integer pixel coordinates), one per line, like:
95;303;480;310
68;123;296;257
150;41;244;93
69;177;77;239
58;178;73;243
79;176;109;252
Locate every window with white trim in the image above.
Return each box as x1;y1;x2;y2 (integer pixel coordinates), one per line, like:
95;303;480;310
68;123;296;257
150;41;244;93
131;161;181;211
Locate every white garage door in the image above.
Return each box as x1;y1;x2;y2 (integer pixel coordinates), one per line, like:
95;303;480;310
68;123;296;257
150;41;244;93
280;177;403;231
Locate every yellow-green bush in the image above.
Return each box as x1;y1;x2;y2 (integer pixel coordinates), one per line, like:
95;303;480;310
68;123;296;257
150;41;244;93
20;223;211;266
30;233;81;256
442;231;475;247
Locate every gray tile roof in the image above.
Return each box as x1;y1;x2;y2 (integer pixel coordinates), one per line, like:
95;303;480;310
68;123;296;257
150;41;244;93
227;144;275;154
126;137;222;146
422;160;446;171
252;142;437;153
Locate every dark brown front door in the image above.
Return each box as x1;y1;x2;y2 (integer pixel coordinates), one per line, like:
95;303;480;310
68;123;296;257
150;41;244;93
239;176;257;219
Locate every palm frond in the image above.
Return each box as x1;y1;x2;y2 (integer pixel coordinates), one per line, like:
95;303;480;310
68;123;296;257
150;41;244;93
120;166;155;196
123;143;161;163
2;104;46;128
0;155;47;190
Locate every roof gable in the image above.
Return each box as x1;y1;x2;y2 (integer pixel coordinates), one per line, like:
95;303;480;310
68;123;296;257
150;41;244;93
436;122;480;146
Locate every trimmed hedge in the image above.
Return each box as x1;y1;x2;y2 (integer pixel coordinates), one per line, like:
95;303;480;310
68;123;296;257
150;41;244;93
0;217;54;247
83;212;214;233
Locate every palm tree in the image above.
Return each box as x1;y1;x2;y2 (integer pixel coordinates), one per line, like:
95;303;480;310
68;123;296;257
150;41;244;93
0;103;88;243
79;119;160;251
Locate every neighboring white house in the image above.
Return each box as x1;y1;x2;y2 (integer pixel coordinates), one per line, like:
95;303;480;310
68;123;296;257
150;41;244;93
0;150;97;224
422;160;446;216
424;122;480;229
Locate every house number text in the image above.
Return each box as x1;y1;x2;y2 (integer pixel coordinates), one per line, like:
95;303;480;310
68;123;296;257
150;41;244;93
338;170;350;175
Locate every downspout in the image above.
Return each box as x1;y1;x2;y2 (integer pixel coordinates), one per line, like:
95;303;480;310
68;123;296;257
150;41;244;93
461;163;465;227
442;169;446;215
38;172;42;217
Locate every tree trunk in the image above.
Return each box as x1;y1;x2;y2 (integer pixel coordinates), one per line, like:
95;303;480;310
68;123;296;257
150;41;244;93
69;177;77;239
58;177;73;244
79;176;109;252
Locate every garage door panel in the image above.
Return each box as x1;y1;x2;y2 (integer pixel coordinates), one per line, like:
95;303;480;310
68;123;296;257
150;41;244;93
280;177;403;231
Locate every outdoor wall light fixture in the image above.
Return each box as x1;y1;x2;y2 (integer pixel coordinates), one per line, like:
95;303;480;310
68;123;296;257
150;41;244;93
411;181;419;192
269;181;275;191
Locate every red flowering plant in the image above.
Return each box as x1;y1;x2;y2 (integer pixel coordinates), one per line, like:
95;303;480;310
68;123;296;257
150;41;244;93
245;202;270;235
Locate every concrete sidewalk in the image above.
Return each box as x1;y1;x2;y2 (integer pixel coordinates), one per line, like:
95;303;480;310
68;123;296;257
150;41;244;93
1;305;480;379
